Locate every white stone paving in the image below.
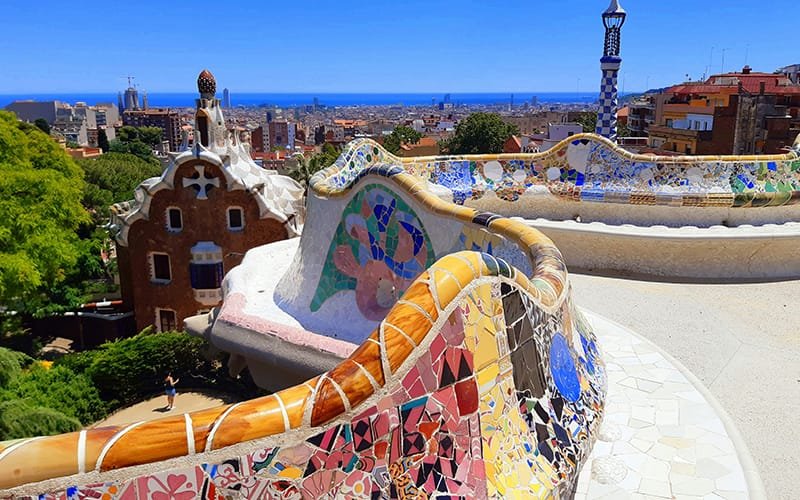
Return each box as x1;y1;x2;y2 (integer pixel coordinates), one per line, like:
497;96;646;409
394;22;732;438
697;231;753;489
576;311;761;500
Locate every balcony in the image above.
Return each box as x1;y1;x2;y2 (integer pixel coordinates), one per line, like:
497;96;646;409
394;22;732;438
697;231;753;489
648;124;713;141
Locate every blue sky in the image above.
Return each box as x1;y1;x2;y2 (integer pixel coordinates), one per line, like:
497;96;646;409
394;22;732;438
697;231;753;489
0;0;795;93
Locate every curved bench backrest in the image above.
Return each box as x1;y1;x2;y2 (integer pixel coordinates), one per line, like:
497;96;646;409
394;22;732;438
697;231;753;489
0;140;605;499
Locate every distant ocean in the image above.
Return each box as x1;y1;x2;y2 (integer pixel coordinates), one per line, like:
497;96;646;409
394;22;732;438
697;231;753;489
0;92;602;109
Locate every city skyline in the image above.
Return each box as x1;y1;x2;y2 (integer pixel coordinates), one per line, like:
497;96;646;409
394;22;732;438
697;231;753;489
1;0;796;94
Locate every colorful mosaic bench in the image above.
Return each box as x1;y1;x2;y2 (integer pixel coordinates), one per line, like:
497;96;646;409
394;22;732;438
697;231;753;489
396;134;800;208
0;140;608;498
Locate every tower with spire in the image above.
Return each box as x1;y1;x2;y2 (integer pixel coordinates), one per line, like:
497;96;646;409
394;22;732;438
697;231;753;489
108;69;305;334
595;0;627;140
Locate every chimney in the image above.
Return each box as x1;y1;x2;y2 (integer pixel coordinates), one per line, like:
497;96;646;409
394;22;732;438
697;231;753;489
742;65;752;75
760;82;766;95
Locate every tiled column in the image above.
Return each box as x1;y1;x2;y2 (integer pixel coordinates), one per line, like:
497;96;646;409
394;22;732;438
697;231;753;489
596;57;621;140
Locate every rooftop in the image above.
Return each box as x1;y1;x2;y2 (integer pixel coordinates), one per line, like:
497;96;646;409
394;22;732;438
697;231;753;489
670;67;800;96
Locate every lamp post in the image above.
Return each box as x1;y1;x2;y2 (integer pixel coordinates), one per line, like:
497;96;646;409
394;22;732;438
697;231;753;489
595;0;627;141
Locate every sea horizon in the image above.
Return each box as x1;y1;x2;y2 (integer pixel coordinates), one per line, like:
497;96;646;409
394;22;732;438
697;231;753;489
0;91;612;109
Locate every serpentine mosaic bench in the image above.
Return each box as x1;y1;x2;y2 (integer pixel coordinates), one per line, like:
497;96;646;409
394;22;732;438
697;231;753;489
327;134;799;279
402;133;800;206
0;140;607;498
342;133;800;227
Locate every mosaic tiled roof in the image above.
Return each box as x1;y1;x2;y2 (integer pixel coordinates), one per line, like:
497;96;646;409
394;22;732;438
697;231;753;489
110;74;304;246
197;68;216;98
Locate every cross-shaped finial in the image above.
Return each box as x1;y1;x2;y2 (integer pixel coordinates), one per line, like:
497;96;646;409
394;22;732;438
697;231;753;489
182;165;219;200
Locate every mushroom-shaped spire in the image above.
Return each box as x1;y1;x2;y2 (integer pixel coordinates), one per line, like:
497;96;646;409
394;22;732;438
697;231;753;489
197;69;217;99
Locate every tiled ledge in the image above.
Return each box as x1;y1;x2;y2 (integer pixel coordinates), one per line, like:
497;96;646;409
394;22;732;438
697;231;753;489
577;310;765;500
526;218;800;239
524;219;800;280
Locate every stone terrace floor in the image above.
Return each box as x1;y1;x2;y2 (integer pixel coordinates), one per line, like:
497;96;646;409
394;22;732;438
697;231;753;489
571;274;800;500
577;311;754;499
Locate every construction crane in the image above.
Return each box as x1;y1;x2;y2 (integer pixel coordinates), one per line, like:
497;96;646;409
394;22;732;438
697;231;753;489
121;75;136;89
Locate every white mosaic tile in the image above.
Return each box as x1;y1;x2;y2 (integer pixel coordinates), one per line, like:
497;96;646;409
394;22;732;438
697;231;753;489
578;312;754;499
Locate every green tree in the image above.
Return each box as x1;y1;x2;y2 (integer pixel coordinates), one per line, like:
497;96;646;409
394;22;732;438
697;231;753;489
574;111;629;138
617;121;631;138
2;364;107;424
382;125;423;155
137;127;163;148
78;152;162;218
0;111;89;316
286;143;340;188
0;346;31;386
116;126;139;143
439;113;519;154
0;400;81;440
110;126;157;161
33;119;50;135
575;112;598;133
97;128;110;152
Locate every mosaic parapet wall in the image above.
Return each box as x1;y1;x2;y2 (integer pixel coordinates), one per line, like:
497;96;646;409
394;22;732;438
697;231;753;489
0;146;606;498
328;134;800;208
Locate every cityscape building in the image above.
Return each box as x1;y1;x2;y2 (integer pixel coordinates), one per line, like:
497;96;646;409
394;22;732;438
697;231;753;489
5;100;120;147
647;66;800;154
4;100;60;124
267;120;295;151
5;1;800;498
122;108;182;151
123;82;139;111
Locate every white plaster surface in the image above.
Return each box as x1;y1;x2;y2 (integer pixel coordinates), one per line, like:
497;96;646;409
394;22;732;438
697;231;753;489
526;219;800;279
223;236;305;332
571;275;799;500
577;311;761;500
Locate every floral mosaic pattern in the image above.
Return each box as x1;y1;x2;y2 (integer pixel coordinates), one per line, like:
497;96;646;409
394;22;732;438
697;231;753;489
23;258;604;499
311;184;435;320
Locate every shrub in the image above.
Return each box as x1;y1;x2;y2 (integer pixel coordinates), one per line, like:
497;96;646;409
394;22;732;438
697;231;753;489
54;330;260;414
2;365;106;424
0;347;32;386
54;348;97;374
57;331;215;408
0;400;81;440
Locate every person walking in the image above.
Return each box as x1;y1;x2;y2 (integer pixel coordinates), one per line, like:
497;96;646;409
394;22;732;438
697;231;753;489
164;372;179;410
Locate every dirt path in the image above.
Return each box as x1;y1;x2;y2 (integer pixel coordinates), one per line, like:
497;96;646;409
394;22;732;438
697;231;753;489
91;392;232;428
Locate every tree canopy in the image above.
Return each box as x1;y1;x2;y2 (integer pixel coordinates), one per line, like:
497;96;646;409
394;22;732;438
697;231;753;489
77;152;163;218
0;111;89;313
575;112;598;134
382;125;423;155
286;143;340;188
108;126;162;161
97;128;110;152
439;113;518;155
574;111;630;137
